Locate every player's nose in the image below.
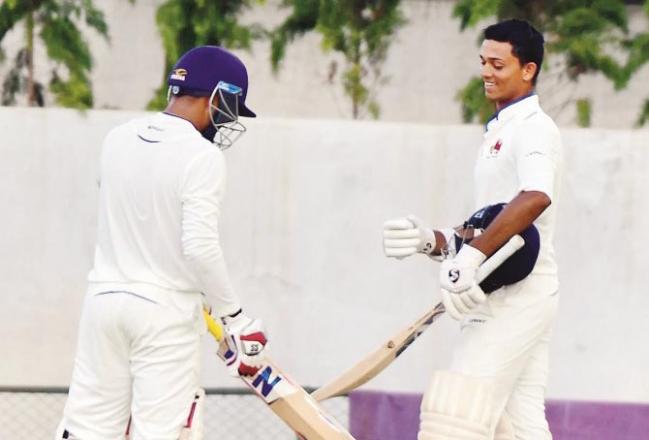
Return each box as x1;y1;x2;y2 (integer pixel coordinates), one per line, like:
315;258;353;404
481;65;493;79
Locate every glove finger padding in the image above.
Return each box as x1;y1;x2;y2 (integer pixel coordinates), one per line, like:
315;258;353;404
383;229;420;239
464;284;486;305
450;291;472;315
384;218;416;230
385;247;418;258
441;284;486;321
384;217;418;258
455;285;484;309
383;215;436;258
441;289;464;321
384;238;420;248
406;215;424;227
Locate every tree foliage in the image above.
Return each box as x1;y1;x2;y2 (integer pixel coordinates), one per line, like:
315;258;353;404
0;0;111;109
148;0;265;110
271;0;405;119
629;0;649;126
451;0;648;126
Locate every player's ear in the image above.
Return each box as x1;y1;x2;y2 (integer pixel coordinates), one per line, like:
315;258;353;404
209;94;219;110
522;62;537;82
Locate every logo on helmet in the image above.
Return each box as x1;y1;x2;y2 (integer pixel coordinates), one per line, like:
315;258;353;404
170;68;187;81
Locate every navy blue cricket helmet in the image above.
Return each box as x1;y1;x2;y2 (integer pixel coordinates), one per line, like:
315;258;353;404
168;46;256;117
455;203;540;293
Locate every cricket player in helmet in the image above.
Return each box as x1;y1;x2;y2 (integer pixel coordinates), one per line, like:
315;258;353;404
167;45;257;149
56;46;267;439
383;20;561;440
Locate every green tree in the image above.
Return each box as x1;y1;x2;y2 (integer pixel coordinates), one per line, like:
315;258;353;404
0;0;112;109
625;0;649;125
452;0;632;126
271;0;405;119
148;0;265;110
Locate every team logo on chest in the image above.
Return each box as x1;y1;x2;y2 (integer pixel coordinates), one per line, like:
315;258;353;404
488;139;503;157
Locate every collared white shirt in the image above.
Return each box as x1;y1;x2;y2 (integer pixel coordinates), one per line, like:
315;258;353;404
88;112;241;316
475;94;563;281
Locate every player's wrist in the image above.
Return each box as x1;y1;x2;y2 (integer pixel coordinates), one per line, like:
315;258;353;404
227;308;243;318
431;228;456;259
221;309;250;330
417;226;437;255
456;243;487;267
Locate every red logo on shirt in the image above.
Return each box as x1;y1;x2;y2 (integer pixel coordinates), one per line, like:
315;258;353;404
489;140;503;155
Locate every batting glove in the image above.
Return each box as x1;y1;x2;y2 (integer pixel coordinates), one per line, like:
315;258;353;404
439;244;486;293
441;284;487;320
219;311;268;377
439;244;487;320
383;215;436;259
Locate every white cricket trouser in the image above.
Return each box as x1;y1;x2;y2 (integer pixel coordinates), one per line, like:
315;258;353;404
58;283;205;440
448;274;559;440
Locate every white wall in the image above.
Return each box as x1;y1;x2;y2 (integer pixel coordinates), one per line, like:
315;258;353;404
1;107;648;403
1;1;648;128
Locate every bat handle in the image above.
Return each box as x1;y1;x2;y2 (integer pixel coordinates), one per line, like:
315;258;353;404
203;309;225;342
476;234;525;283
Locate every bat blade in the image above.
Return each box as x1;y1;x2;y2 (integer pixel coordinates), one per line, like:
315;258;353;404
203;312;355;439
311;303;445;401
312;235;525;402
267;377;354;440
241;360;355;439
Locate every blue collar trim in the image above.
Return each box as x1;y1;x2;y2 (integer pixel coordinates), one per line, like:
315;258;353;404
485;92;536;130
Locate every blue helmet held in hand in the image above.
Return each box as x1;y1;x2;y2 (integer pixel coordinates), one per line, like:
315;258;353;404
454;203;540;293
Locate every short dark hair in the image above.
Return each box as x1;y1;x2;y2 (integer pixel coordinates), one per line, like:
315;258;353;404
483;19;545;85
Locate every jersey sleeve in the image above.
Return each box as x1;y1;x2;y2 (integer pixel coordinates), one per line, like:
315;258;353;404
180;148;241;317
512;121;561;201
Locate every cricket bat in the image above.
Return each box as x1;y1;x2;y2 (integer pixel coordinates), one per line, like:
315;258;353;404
311;234;525;402
203;311;355;440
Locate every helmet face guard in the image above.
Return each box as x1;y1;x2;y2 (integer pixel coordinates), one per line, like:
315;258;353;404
454;203;540;293
167;80;247;150
166;46;256;149
207;81;247;150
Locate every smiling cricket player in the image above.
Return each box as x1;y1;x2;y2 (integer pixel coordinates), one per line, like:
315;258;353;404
383;19;562;439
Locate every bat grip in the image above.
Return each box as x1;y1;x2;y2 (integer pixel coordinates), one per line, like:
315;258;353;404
476;234;525;283
203;309;225;342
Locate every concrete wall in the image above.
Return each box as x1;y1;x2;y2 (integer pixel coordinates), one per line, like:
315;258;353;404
1;1;648;128
1;107;648;404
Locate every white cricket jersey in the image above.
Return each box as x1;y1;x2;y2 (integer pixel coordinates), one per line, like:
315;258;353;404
474;94;562;285
87;112;241;316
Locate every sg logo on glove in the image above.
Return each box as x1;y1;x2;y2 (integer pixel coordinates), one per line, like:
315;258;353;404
448;268;460;283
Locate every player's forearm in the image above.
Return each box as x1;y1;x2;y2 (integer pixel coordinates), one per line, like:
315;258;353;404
431;230;450;255
188;254;241;317
182;215;241;316
469;191;550;257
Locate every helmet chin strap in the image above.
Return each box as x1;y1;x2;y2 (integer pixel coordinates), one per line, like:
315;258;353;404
200;121;218;143
199;101;221;142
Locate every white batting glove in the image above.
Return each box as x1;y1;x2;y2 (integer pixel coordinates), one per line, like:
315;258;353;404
439;244;486;293
439;244;487;320
219;311;268;377
441;284;487;320
383;215;436;259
